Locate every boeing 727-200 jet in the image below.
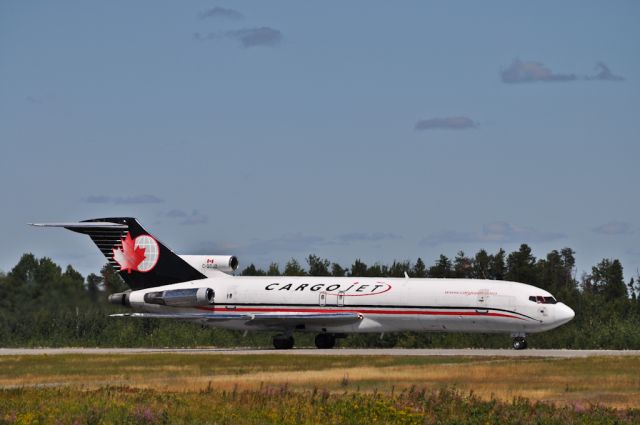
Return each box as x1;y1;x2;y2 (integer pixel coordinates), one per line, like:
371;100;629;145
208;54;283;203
31;217;575;350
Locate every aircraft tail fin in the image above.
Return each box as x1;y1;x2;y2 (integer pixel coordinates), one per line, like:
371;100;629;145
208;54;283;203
30;217;207;290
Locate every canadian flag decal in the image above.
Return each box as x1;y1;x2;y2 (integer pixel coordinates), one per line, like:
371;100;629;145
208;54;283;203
112;232;160;273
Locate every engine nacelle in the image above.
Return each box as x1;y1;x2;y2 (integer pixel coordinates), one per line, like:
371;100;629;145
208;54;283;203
180;255;239;275
108;291;131;306
143;287;215;307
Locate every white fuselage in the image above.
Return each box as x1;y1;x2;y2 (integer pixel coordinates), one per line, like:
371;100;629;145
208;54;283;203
127;275;575;335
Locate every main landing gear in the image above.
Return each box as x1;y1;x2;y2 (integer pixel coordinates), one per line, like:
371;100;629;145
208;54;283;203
271;333;342;349
273;334;294;350
314;333;336;349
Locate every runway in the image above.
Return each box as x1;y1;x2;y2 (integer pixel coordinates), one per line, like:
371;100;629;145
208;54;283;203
1;347;639;357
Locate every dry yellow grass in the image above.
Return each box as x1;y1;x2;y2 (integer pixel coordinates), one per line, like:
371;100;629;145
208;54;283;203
2;354;639;409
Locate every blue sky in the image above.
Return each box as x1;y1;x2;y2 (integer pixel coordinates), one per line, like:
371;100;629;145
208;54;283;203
1;1;639;282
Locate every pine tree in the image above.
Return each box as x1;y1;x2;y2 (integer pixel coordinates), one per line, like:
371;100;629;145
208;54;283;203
366;263;385;277
86;273;103;303
241;264;266;276
429;255;453;278
307;255;331;276
349;259;368;277
283;259;306;276
590;259;627;301
411;258;427;278
453;251;473;278
488;249;506;280
473;249;490;279
101;264;128;293
331;263;347;277
388;261;410;277
506;244;537;284
267;263;280;276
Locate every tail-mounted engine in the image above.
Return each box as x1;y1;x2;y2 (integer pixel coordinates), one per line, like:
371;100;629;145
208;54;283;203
179;255;239;275
109;287;215;308
144;288;215;307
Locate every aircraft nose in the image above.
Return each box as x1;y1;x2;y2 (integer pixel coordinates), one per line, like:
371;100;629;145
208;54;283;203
556;303;575;324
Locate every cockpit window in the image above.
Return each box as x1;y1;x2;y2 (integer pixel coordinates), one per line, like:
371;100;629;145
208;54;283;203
529;296;557;304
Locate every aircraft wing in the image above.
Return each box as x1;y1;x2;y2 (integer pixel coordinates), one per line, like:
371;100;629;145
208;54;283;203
110;312;363;329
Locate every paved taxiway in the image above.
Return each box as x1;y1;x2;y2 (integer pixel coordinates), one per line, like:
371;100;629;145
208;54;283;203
1;348;639;357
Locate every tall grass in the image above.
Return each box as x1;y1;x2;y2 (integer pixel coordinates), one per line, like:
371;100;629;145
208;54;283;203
2;354;640;409
1;385;639;425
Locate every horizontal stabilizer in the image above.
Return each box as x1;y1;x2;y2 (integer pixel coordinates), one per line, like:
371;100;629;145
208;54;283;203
30;222;128;229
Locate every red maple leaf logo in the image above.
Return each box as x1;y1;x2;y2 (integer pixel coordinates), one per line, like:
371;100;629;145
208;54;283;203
112;232;147;274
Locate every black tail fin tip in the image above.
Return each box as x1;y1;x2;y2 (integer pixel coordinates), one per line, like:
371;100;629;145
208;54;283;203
31;217;206;290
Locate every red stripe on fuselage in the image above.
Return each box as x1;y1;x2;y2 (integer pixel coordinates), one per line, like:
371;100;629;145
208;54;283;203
195;306;527;321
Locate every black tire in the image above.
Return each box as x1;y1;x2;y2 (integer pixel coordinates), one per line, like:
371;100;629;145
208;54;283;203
315;333;336;349
273;336;294;350
512;338;527;350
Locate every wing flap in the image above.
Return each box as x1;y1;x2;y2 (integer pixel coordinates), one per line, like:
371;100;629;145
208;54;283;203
248;312;362;328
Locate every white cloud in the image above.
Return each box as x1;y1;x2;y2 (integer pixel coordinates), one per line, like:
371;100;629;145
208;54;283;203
420;222;566;247
593;221;633;235
415;116;477;130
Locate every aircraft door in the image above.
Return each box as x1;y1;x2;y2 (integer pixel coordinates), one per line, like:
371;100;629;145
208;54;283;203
225;287;236;310
475;289;491;314
319;291;343;307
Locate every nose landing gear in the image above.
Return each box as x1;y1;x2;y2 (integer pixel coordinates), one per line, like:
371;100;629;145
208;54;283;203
512;336;528;350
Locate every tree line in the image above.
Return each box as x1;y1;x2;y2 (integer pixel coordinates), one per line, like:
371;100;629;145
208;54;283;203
0;244;639;348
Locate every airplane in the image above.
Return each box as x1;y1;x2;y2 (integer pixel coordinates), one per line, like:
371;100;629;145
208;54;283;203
31;217;575;350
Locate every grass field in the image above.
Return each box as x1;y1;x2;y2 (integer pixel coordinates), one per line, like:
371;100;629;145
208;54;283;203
1;354;640;424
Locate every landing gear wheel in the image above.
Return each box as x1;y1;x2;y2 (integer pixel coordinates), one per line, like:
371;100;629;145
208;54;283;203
273;335;294;350
314;333;336;349
512;337;527;350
